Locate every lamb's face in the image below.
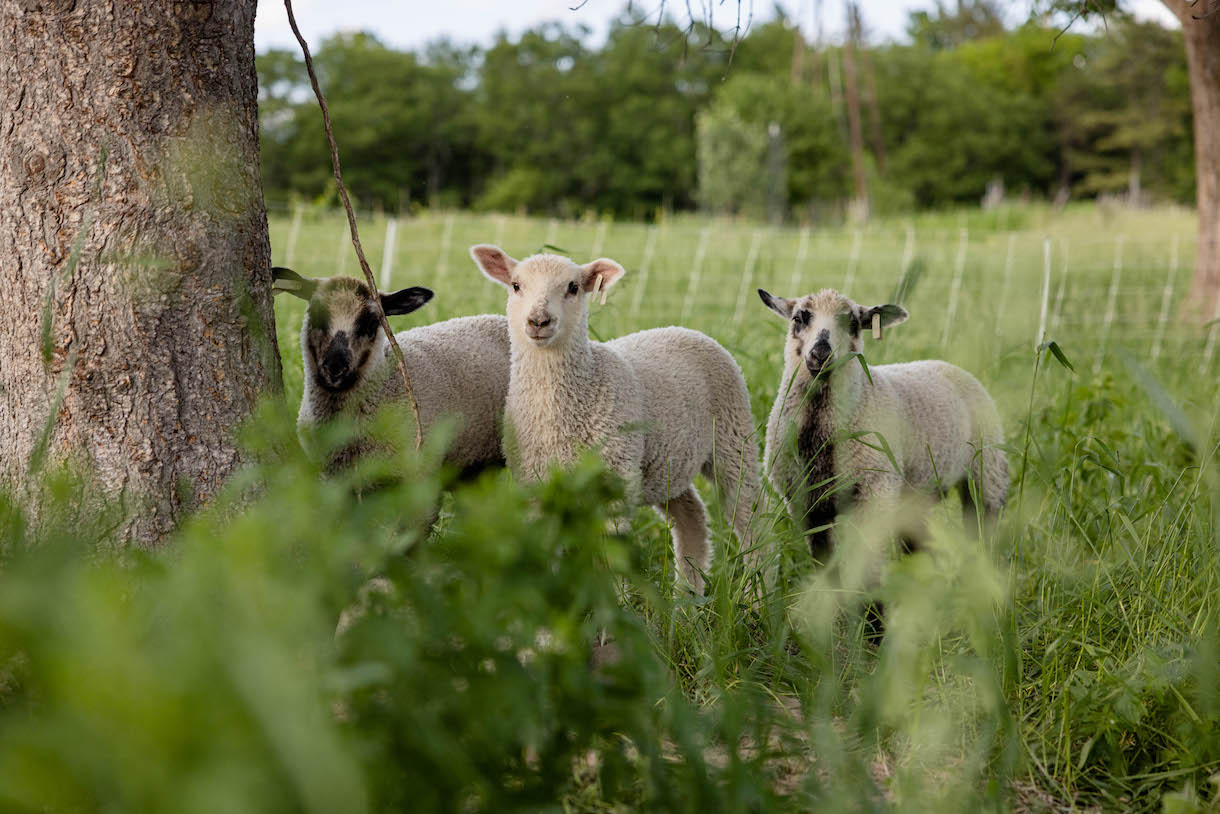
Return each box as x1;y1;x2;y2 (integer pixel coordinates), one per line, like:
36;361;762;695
507;255;586;347
471;245;625;349
758;287;908;377
272;268;433;393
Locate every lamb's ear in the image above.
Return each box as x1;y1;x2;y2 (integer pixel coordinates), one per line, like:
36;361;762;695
580;258;625;295
858;303;909;334
758;289;794;319
271;266;316;300
470;244;518;287
381;286;433;316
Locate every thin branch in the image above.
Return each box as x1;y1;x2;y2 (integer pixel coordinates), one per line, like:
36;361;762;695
1053;0;1110;49
283;0;424;450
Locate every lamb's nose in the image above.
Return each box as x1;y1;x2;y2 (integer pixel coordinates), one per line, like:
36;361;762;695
528;315;552;328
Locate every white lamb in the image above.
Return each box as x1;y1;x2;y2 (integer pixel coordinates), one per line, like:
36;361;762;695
470;246;762;594
758;287;1008;562
273;267;510;477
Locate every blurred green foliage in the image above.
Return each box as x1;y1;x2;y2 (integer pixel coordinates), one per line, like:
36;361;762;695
3;301;1220;809
257;6;1193;218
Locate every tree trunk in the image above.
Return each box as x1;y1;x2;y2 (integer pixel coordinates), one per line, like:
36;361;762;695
859;42;887;176
842;3;869;219
790;25;805;84
1129;149;1142;206
0;0;281;545
1164;0;1220;318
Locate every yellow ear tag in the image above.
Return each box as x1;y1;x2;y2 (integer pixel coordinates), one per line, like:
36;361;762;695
872;312;882;340
600;278;609;306
272;279;302;293
591;274;602;304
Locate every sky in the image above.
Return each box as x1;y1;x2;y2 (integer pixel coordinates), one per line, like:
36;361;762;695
255;0;1180;54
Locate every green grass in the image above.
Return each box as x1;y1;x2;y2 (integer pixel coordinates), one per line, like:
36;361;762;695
0;203;1216;813
261;203;1220;811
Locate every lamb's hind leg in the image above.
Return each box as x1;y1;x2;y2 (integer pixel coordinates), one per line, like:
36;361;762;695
703;434;763;573
960;444;1009;535
661;488;711;595
958;479;982;538
980;445;1010;523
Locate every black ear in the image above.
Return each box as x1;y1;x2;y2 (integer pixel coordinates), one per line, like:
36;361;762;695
758;289;795;319
272;266;316;300
858;303;909;334
381;286;434;316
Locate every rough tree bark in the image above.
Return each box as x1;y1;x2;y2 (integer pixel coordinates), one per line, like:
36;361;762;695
1163;0;1220;317
0;0;281;545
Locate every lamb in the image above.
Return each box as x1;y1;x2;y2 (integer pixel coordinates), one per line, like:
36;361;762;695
272;267;511;478
469;246;762;594
757;287;1008;562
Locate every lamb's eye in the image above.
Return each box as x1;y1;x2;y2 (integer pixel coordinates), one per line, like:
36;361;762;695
567;281;579;296
511;282;520;292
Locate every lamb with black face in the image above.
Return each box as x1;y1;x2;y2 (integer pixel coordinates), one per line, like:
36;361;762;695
757;285;1009;603
279;271;433;395
271;264;513;501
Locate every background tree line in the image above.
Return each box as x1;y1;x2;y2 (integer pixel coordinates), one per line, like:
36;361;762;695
257;2;1195;221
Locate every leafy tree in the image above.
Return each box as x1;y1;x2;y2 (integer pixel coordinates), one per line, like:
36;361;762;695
473;20;729;217
1052;17;1194;203
698;73;850;216
258;34;483;210
874;44;1057;206
908;0;1008;49
251;4;1203;227
696;105;771;217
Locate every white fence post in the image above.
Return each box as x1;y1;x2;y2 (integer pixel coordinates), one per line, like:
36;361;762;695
379;216;399;290
1094;235;1124;374
434;211;456;282
1050;240;1069;334
1202;236;1220;372
941;227;968;345
284;203;304;268
995;233;1015;338
628;224;659;320
1036;238;1051;348
788;226;810;294
900;222;915;281
1151;235;1179;362
590;219;608;258
733;229;764;327
842;228;863;292
680;226;711;324
493;214;507;247
334;218;349;275
544;217;558;248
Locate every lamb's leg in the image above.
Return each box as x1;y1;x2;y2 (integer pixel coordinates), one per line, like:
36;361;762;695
958;480;981;538
661;488;711;595
847;472;907;639
804;497;837;564
962;444;1009;534
703;435;763;573
980;445;1009;524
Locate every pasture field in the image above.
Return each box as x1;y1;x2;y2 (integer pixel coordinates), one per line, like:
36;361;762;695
1;205;1215;814
262;204;1219;812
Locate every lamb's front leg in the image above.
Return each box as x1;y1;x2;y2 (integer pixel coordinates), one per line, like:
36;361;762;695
660;488;711;594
